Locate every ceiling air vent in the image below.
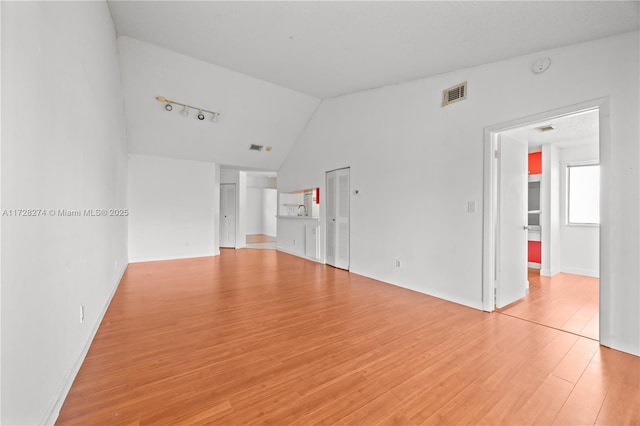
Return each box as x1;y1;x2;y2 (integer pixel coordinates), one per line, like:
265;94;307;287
249;144;264;151
535;124;556;132
442;81;467;107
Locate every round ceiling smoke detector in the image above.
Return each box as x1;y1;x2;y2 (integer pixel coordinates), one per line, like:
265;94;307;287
532;57;551;74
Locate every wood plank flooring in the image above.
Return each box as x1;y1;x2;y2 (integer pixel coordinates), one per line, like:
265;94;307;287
57;250;639;425
498;269;599;340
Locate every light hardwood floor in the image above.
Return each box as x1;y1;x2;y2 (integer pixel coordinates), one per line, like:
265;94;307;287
246;234;277;244
498;269;599;340
57;250;639;425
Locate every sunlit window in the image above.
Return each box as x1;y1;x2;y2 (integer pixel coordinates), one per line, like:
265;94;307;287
567;164;600;225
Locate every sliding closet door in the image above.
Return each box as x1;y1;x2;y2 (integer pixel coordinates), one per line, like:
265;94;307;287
326;168;350;270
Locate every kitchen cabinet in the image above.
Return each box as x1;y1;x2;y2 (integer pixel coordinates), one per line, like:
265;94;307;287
528;151;542;175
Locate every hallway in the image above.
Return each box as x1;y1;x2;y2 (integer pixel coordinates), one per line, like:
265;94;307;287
498;269;599;340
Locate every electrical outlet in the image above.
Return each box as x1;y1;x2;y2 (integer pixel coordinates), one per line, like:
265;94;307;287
395;259;401;268
79;305;84;323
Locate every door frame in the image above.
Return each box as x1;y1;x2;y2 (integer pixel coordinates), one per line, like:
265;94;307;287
483;98;609;343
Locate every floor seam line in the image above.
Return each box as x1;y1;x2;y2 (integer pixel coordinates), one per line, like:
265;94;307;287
495;311;599;342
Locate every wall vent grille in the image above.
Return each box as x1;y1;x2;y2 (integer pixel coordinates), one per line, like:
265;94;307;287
442;82;467;107
249;144;264;151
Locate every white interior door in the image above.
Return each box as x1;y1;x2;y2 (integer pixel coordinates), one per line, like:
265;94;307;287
220;183;237;248
326;168;350;269
496;135;528;308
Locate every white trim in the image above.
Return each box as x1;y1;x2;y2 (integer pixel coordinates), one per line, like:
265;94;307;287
483;98;609;342
482;129;498;311
540;268;561;277
129;253;218;263
560;267;599;278
42;265;127;425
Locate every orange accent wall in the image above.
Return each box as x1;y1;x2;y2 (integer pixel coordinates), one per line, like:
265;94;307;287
528;241;541;263
528;152;542;175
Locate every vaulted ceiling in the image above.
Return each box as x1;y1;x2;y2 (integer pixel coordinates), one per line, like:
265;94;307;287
108;1;638;171
109;1;639;99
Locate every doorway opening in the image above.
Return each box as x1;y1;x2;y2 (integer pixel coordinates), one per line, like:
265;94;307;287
245;172;278;250
483;100;608;342
219;168;277;250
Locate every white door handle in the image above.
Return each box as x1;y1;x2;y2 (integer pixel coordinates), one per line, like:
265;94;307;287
523;225;530;230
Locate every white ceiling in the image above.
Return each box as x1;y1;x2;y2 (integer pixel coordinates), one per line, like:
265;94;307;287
118;36;319;171
108;1;639;99
502;109;599;150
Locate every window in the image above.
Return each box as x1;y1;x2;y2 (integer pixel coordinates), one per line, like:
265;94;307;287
567;164;600;225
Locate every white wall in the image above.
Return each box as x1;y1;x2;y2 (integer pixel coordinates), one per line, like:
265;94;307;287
1;2;129;423
1;2;4;420
117;37;320;170
246;187;277;237
277;217;320;259
247;175;277;189
559;144;600;277
246;187;264;234
541;144;561;277
278;32;639;355
128;155;217;262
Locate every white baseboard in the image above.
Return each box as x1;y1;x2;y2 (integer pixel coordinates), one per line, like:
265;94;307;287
560;266;599;278
541;267;599;278
540;268;561;277
129;253;218;263
42;265;127;425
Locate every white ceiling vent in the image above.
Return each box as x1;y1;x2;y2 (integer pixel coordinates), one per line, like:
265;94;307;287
535;124;556;132
249;144;264;151
442;82;467;107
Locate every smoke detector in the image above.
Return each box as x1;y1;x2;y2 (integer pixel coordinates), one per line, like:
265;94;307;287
532;58;551;74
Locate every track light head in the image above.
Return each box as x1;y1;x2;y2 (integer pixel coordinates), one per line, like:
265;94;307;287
155;96;219;123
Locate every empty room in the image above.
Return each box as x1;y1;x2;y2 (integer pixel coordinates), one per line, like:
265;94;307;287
2;1;639;425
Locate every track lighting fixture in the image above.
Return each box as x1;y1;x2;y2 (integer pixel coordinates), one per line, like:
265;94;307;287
155;96;221;123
